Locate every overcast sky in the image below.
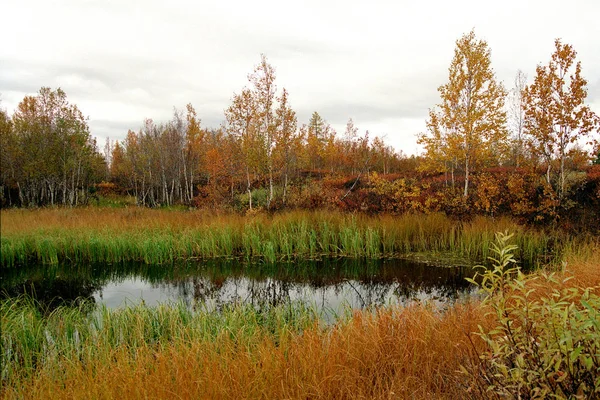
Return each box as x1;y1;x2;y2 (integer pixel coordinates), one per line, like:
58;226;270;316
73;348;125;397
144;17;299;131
2;0;599;155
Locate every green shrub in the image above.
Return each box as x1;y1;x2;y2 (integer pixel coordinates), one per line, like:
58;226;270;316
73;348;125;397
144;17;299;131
465;231;600;399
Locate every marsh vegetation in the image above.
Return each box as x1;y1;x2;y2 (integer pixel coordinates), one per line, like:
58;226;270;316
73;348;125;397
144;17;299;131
1;237;598;399
1;209;571;268
1;29;599;398
1;208;599;398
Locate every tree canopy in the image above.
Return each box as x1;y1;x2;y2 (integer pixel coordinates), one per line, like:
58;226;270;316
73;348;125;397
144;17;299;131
1;35;598;228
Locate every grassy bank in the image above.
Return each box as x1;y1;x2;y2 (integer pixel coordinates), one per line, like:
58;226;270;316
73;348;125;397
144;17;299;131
2;243;598;399
0;208;578;268
1;296;486;399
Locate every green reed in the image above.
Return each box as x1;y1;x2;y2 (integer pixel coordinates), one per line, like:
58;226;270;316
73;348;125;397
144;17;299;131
0;296;320;386
0;211;570;268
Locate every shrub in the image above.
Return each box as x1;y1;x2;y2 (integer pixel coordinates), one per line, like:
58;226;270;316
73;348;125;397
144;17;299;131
464;231;600;399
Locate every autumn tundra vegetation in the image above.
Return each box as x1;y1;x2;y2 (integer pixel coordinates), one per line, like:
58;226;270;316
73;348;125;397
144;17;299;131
1;31;599;399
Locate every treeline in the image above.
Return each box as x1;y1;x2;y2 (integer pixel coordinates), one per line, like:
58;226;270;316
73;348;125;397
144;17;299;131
0;88;105;206
104;56;405;208
1;32;599;226
0;84;406;209
107;101;403;208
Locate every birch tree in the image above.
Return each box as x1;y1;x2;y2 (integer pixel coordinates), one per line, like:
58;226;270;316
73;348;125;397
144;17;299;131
419;30;508;198
508;70;527;167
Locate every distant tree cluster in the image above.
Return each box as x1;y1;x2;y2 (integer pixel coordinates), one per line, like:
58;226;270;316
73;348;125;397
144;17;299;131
1;32;599;226
103;54;403;209
0;88;105;206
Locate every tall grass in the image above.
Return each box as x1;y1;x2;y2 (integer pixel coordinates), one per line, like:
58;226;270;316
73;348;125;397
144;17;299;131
1;296;488;399
0;297;320;388
1;208;573;268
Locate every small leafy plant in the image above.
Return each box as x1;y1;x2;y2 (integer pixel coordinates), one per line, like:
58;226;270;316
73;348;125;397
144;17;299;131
465;231;600;399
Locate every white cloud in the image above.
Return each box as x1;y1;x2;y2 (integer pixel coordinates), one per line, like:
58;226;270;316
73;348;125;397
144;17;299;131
1;0;599;155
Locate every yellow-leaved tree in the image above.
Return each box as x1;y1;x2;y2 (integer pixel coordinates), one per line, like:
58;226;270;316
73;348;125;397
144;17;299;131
523;39;600;201
225;87;261;209
419;30;508;198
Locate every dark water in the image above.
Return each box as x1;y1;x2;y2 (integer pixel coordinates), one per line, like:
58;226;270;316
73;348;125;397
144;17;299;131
1;258;477;315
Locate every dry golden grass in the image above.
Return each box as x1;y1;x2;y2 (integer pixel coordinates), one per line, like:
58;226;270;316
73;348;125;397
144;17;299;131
562;248;600;289
1;304;490;400
0;207;241;234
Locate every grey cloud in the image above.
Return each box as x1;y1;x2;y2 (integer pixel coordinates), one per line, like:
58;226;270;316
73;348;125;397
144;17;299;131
299;99;427;131
261;37;346;61
587;78;600;105
293;76;441;129
2;57;224;105
0;76;41;95
93;119;143;132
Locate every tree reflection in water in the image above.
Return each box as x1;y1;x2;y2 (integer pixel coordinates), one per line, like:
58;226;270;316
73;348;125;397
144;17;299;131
1;258;475;314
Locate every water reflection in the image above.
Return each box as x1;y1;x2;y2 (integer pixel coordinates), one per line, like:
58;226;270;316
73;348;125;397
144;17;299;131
1;258;476;315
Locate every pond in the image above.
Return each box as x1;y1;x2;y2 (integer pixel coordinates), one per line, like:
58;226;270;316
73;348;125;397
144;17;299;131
1;258;477;317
